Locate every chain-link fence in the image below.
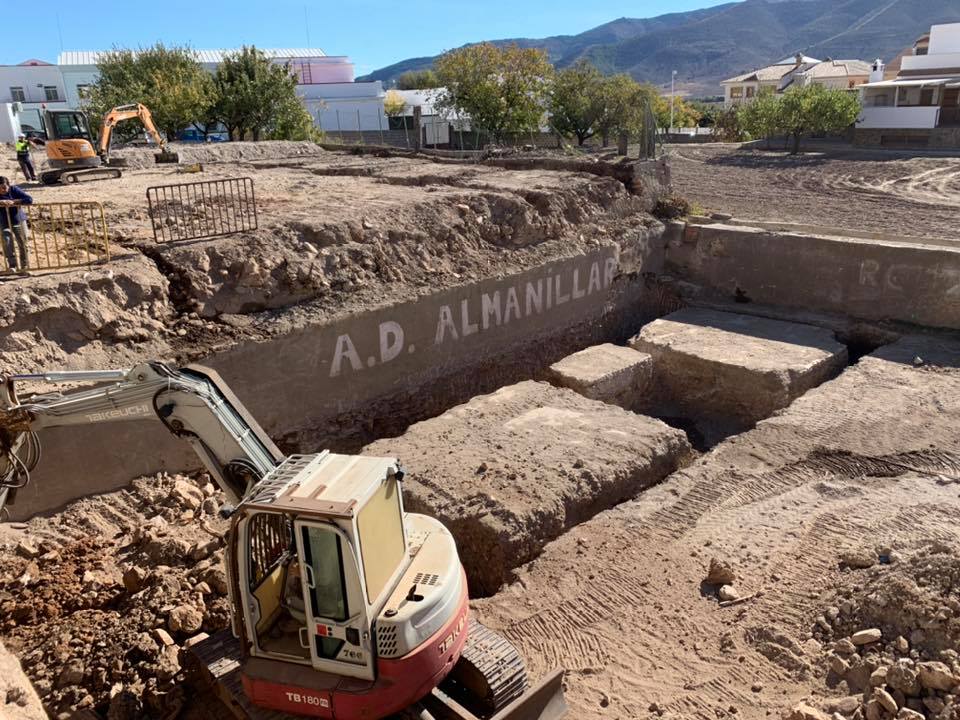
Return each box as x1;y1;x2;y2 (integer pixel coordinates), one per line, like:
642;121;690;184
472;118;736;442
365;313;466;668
1;201;110;274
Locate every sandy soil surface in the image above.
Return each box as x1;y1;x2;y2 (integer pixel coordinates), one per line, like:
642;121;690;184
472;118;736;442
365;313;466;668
473;334;960;719
670;145;960;241
0;330;957;720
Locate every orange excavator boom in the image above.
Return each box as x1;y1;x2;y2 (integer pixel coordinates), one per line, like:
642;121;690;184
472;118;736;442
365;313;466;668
98;104;179;164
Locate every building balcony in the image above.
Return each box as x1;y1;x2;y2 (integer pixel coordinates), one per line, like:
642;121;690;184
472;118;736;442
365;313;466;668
901;52;960;73
857;106;940;129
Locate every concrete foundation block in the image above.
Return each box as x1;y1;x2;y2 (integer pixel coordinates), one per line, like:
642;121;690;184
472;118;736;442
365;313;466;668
548;343;653;408
629;308;848;431
364;380;691;596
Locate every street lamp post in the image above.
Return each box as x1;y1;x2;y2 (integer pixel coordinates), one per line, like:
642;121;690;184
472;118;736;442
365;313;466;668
670;70;677;134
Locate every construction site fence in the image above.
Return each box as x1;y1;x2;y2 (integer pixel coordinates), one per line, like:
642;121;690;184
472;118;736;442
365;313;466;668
146;177;257;243
1;201;110;275
317;103;659;158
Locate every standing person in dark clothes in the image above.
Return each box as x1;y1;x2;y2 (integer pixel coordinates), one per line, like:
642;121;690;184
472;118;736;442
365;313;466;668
15;135;38;182
0;177;33;272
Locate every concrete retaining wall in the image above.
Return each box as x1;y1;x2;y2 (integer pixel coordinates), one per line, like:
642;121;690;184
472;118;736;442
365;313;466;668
12;228;667;520
666;222;960;330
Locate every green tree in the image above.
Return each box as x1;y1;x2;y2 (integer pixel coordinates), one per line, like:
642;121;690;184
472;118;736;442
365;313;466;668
383;89;407;118
87;44;213;141
653;95;702;130
737;89;782;147
396;69;440;90
435;43;553;142
212;46;310;141
777;84;861;153
593;75;654;146
548;60;604;146
712;107;745;142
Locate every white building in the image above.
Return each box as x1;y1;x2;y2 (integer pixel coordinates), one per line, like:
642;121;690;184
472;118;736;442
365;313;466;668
857;23;960;140
721;54;870;107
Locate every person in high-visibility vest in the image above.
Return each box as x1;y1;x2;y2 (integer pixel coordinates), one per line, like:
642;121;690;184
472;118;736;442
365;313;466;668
15;135;38;182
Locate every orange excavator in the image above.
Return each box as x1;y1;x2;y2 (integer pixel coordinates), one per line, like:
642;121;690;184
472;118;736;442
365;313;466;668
39;103;179;184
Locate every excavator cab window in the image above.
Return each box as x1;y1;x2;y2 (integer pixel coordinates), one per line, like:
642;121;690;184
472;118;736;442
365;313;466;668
300;525;349;659
48;112;91;141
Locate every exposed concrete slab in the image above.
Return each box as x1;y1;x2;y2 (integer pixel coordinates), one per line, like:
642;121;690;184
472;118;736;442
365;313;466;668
548;343;652;408
364;380;691;596
630;308;848;434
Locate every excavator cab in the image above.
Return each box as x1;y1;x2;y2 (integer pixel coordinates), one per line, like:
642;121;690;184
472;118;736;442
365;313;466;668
38;109;105;184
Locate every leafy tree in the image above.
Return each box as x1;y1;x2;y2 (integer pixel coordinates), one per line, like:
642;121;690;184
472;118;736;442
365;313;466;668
548;60;604;145
383;89;407;118
712;107;745;142
737;89;781;147
688;100;721;127
653;95;702;130
777;84;861;153
212;46;309;141
435;43;553;142
87;44;213;141
396;69;440;90
593;75;654;146
266;93;318;141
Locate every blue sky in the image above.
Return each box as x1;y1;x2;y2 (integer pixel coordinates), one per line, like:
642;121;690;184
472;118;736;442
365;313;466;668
3;0;730;74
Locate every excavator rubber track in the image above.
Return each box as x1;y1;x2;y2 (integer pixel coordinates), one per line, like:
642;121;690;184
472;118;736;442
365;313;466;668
59;167;123;184
441;619;528;714
189;621;565;720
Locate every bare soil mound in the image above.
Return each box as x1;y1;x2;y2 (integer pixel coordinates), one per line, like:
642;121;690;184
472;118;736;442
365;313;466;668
108;140;325;170
0;473;230;719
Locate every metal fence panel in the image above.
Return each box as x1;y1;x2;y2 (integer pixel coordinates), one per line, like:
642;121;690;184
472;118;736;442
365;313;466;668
146;177;257;243
1;201;110;274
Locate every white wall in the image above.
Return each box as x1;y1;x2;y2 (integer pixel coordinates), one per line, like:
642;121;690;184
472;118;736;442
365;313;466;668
928;23;960;55
857;106;939;129
0;65;67;106
59;66;99;109
901;52;960;73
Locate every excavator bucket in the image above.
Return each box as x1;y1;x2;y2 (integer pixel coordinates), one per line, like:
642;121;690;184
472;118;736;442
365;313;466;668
155;150;180;164
488;669;566;720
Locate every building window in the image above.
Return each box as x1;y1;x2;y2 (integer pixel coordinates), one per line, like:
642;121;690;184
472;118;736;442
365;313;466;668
919;88;934;106
44;86;60;102
745;87;755;98
730;87;743;98
10;87;25;102
77;85;91;100
915;47;928;56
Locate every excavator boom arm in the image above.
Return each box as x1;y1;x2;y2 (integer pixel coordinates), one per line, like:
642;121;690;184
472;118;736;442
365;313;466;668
0;362;283;515
98;103;168;158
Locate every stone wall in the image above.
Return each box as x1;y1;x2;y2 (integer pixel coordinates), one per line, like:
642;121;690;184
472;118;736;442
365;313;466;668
853;127;960;149
665;221;960;330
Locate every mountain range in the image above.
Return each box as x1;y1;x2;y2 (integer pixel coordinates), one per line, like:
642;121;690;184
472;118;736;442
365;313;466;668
357;0;960;95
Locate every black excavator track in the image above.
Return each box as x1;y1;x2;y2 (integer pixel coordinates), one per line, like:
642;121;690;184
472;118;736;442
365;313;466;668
438;618;528;716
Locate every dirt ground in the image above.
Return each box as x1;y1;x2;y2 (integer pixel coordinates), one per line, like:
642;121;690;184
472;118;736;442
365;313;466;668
1;141;959;720
473;334;960;719
0;141;655;379
670;144;960;241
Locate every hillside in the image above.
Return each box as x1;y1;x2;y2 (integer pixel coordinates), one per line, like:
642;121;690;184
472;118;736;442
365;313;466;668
358;0;960;95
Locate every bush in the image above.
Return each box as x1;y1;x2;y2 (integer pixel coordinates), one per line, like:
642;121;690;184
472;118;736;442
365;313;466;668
653;194;691;220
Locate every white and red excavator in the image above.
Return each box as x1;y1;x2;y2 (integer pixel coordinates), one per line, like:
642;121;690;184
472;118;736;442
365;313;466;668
0;362;565;720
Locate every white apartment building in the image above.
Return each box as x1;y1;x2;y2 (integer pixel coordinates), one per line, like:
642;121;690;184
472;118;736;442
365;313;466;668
857;23;960;138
